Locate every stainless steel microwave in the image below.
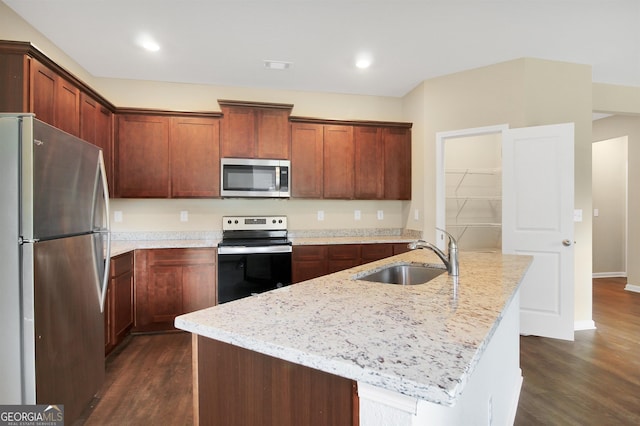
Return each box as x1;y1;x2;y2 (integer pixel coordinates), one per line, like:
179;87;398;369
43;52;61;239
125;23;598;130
220;158;290;198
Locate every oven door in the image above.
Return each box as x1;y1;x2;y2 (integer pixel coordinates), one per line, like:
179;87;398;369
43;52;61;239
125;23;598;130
217;245;292;304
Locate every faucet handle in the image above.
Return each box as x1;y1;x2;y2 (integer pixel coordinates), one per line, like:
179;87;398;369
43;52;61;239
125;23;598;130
436;228;458;249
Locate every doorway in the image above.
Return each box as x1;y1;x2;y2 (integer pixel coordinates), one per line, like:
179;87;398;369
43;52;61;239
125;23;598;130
435;124;507;250
592;136;628;278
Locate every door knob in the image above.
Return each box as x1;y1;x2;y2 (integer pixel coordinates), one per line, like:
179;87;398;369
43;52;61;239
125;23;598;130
562;239;572;247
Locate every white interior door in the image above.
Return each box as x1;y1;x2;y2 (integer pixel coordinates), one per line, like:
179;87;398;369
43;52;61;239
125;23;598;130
502;123;575;341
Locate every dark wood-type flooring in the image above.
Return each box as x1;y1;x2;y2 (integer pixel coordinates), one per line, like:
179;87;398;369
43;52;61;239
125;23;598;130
516;277;640;425
82;278;639;425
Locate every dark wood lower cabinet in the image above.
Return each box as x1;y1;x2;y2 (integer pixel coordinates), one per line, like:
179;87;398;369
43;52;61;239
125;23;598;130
195;336;357;426
328;244;361;273
292;243;410;283
134;248;216;332
105;252;134;356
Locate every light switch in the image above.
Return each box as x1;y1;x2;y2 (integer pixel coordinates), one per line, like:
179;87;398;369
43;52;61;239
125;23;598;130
573;209;583;222
114;211;123;223
317;210;324;221
414;209;420;221
593;208;599;217
180;211;189;222
354;210;361;220
377;210;384;220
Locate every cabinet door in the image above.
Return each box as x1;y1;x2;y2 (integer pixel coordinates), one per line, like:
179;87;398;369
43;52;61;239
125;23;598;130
220;106;255;158
148;264;183;324
116;114;170;197
355;126;384;199
256;109;290;159
292;245;328;283
323;125;354;199
170;117;220;197
81;94;113;194
30;59;56;125
327;244;360;273
291;123;323;198
54;77;80;136
112;267;134;344
383;127;411;200
183;263;216;312
0;52;28;113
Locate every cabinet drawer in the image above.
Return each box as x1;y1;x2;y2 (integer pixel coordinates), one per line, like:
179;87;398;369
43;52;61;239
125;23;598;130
328;244;360;260
361;243;393;262
148;248;216;266
110;252;133;278
292;245;327;261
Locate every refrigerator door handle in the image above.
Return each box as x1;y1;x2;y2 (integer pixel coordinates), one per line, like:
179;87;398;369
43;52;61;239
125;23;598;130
97;150;111;312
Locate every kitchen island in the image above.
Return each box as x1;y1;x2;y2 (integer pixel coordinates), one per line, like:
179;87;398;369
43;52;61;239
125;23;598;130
175;249;532;425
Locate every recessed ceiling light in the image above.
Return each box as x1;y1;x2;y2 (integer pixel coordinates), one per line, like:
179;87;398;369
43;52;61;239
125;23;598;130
142;40;160;52
137;34;160;52
355;53;373;69
264;60;292;70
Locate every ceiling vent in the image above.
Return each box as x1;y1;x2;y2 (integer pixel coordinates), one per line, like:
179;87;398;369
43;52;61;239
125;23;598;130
264;60;292;70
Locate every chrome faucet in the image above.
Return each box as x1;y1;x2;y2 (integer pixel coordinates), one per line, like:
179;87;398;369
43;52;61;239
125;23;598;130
408;229;459;276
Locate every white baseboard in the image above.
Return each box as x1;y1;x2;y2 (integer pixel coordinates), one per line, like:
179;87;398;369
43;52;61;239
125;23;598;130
592;272;627;278
625;284;640;293
574;320;596;331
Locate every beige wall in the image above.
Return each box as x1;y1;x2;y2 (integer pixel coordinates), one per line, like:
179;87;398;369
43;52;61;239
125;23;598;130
593;116;640;287
406;58;594;324
591;136;627;275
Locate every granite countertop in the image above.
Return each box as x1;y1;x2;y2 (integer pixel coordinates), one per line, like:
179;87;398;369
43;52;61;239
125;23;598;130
109;230;418;256
175;249;532;406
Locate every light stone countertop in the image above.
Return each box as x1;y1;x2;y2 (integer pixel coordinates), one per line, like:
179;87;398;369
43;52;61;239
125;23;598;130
108;231;418;256
175;249;532;406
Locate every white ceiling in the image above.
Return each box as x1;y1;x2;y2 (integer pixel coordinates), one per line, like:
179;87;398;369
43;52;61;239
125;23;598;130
4;0;640;97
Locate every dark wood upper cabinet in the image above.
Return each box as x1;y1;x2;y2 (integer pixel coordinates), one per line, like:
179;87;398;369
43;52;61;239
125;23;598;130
116;114;171;198
219;100;293;159
81;94;114;194
323;125;355;199
170;117;221;198
30;58;56;125
29;58;81;136
115;112;222;198
383;127;412;200
354;126;384;199
54;76;80;136
291;116;412;201
291;122;324;198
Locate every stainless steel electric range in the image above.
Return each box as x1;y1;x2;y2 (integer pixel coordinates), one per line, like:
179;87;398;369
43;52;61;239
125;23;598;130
217;216;292;304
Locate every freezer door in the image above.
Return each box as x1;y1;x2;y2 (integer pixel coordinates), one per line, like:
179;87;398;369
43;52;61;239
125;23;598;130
27;119;102;240
33;234;105;422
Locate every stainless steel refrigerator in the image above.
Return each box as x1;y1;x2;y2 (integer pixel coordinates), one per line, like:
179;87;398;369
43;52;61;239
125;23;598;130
0;114;111;422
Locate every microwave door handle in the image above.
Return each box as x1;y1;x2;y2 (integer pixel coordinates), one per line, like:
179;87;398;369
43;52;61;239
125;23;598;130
275;165;281;190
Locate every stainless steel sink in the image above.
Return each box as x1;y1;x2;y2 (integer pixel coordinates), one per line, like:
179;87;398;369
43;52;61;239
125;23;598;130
357;264;446;285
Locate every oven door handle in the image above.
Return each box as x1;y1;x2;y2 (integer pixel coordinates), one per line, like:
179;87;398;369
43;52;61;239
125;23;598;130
218;245;293;255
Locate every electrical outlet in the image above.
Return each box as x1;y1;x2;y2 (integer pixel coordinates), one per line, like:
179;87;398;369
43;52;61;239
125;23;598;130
377;210;384;220
414;209;420;221
354;210;361;220
180;211;189;222
317;210;324;221
114;211;123;223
